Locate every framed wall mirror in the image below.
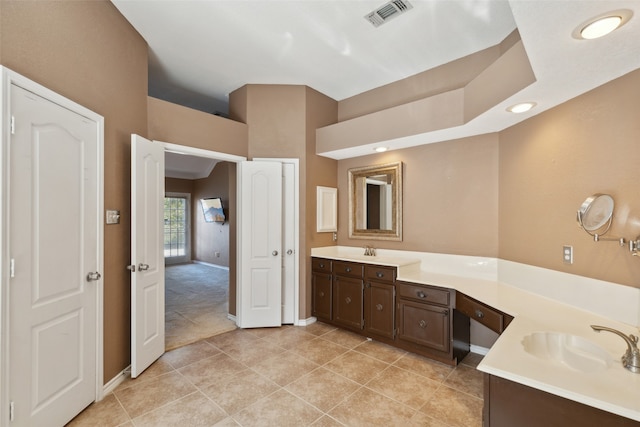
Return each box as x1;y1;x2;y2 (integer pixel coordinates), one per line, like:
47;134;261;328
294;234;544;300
348;161;402;241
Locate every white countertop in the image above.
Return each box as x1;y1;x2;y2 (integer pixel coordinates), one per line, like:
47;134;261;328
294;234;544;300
311;246;640;421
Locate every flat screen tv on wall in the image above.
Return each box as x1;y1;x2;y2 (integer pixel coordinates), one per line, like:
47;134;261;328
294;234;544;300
200;197;225;223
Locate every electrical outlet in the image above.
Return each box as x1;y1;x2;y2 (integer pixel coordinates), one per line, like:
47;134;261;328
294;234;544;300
215;251;220;258
563;245;573;264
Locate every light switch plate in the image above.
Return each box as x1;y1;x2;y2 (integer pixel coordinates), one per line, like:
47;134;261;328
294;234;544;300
106;210;120;225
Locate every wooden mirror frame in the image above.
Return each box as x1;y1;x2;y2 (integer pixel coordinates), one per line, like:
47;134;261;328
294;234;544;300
348;161;402;241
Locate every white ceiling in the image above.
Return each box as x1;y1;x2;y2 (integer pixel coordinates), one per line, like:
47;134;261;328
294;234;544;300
113;0;640;166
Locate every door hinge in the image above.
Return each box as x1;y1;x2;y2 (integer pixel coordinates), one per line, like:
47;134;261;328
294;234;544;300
10;259;15;278
9;401;14;421
10;116;15;135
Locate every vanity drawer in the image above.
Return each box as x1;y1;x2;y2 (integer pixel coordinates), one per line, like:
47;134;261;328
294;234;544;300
456;293;511;334
397;282;450;306
334;261;364;278
365;265;396;283
312;258;332;273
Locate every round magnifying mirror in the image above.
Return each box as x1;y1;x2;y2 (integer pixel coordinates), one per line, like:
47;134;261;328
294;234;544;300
577;194;614;232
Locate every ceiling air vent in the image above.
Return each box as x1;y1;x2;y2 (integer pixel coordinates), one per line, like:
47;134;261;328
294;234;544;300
365;0;413;28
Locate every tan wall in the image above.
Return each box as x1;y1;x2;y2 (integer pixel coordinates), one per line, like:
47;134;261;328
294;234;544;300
193;163;231;268
148;97;248;157
337;134;500;256
229;85;338;319
0;1;149;381
499;69;640;288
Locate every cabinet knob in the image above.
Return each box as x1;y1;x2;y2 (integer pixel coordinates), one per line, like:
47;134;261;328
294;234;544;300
345;267;352;273
376;303;383;311
319;291;324;297
319;263;324;268
475;309;484;319
345;296;352;304
376;272;384;278
419;320;427;328
417;291;426;298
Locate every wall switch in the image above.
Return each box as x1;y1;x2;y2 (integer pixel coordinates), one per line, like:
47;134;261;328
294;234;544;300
563;245;573;264
215;251;221;258
106;210;120;224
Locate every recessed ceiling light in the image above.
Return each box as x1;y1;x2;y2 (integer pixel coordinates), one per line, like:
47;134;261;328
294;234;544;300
374;147;388;153
507;102;536;114
573;9;633;40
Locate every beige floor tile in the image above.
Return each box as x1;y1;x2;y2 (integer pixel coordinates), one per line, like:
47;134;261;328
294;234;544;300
115;422;133;427
290;337;349;365
115;357;176;391
201;370;279;415
259;326;317;349
460;351;484;368
113;371;197;419
285;367;361;412
222;337;287;365
178;353;246;388
66;393;130;426
206;328;262;351
301;321;337;336
163;340;222;369
320;328;369;349
393;352;454;383
353;339;407;364
213;418;241;426
366;365;440;409
324;350;389;384
251;350;319;386
131;391;227;426
410;411;451;427
419;385;483;427
329;387;416;427
232;389;323;427
311;415;346;426
445;364;484;399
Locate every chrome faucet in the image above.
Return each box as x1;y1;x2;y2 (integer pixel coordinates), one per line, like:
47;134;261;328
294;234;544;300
591;325;640;373
363;245;376;256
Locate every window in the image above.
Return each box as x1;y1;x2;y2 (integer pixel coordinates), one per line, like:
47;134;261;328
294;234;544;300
164;193;190;263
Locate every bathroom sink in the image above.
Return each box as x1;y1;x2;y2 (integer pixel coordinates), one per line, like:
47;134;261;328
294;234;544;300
522;332;613;373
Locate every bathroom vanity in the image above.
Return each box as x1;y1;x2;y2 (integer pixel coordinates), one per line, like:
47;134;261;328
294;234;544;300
310;246;640;425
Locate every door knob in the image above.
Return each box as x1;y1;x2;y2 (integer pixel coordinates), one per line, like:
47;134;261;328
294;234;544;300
86;272;101;282
287;249;293;255
272;250;279;256
138;263;150;271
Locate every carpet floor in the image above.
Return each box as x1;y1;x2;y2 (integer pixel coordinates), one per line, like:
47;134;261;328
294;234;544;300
165;263;237;351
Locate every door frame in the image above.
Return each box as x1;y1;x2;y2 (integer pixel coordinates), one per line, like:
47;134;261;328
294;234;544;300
0;67;105;423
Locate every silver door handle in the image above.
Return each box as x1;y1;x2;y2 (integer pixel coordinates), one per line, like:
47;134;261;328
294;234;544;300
287;249;293;255
86;272;101;282
138;263;150;271
272;251;279;256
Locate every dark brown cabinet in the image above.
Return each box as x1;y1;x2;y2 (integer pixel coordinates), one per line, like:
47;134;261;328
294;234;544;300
332;261;364;331
483;374;640;427
311;257;470;366
397;299;450;352
456;292;513;334
311;258;333;322
364;265;396;339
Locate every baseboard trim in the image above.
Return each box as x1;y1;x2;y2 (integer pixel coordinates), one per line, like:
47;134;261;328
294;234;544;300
296;316;317;326
470;344;491;356
227;313;237;323
103;365;130;396
193;260;229;271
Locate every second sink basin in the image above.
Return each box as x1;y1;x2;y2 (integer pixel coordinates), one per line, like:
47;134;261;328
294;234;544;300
522;332;613;373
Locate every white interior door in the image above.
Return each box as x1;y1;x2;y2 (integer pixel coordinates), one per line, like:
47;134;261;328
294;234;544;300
237;161;282;328
8;84;99;425
131;134;165;378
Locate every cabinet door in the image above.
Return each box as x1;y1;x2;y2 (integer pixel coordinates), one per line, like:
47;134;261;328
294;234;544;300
364;281;395;339
397;299;450;353
312;272;332;321
333;276;364;330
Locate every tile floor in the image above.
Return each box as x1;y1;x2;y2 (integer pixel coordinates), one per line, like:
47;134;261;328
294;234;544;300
67;323;484;427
